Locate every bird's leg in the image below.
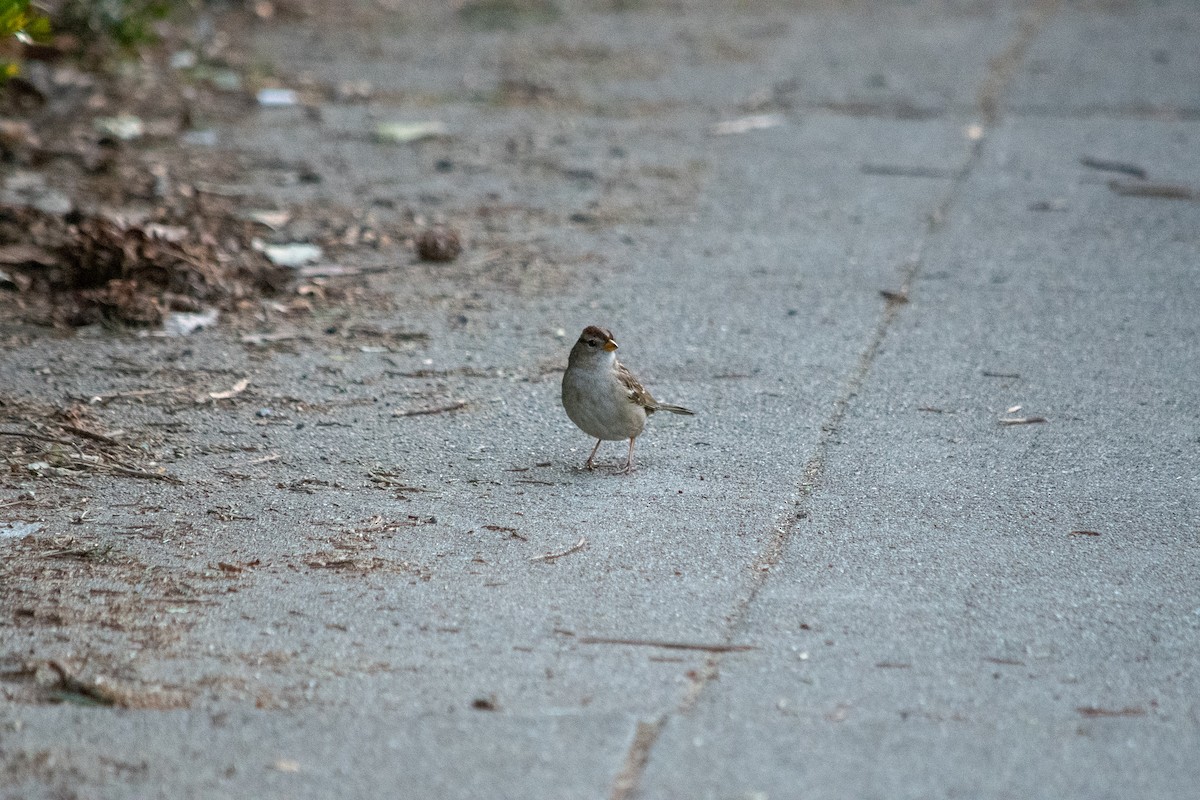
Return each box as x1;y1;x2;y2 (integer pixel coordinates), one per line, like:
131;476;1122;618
584;438;603;470
615;437;636;474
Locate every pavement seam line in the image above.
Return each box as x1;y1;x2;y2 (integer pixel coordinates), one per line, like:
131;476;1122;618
605;4;1061;795
606;180;964;797
609;717;667;800
978;0;1063;125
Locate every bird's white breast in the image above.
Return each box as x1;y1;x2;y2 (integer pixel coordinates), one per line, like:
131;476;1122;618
562;361;646;441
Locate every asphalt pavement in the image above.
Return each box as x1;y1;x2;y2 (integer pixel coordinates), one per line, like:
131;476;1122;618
2;1;1198;798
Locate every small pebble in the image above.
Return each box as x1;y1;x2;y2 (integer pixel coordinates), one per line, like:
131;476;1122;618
415;225;462;262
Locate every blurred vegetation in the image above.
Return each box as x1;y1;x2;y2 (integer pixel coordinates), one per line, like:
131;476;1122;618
2;0;179;82
1;0;51;80
52;0;173;52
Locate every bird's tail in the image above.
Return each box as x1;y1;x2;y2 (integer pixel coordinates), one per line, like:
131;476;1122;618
654;403;694;416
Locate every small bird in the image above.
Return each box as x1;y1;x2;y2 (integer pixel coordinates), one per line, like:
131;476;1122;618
561;325;694;473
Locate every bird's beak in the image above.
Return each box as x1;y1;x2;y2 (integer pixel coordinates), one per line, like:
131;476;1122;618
603;339;618;352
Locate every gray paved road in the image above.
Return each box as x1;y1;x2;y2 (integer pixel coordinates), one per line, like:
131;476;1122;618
2;2;1198;798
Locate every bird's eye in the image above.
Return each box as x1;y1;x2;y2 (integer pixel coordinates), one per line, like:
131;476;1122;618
586;340;596;347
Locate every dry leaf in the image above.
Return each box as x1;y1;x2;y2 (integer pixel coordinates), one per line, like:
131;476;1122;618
209;378;250;400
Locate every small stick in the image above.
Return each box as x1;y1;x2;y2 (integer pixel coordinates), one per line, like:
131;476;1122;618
44;660;116;707
87;387;179;405
998;416;1047;425
861;163;956;179
0;430;77;446
529;536;587;562
102;463;183;484
58;424;128;448
392;401;468;418
0;430;85;457
208;378;251;401
1077;706;1145;718
1079;156;1146;179
192;182;251;197
1108;179;1198;200
240;332;308;345
578;636;756;653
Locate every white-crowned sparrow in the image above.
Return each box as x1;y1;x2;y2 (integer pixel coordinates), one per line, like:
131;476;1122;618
561;325;694;472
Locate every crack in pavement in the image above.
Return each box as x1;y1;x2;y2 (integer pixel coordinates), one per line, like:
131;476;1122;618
607;2;1064;797
979;0;1064;126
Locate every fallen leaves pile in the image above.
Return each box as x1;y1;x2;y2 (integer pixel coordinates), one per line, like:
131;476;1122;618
0;203;289;327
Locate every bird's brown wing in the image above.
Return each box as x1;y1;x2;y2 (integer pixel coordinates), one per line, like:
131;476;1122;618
614;362;659;412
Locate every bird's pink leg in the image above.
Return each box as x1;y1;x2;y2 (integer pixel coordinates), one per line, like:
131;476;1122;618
584;438;603;470
615;437;636;474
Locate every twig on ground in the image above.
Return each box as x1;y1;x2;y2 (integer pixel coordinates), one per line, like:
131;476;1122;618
101;463;183;484
1108;179;1198;200
0;429;85;457
483;524;527;541
1;430;78;447
44;543;115;560
578;636;756;653
207;378;251;401
1077;705;1145;717
529;536;587;562
240;332;310;346
43;661;116;707
392;401;468;418
861;163;956;179
87;387;181;405
57;424;129;448
1079;156;1146;179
